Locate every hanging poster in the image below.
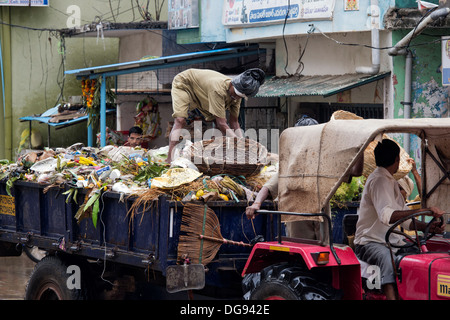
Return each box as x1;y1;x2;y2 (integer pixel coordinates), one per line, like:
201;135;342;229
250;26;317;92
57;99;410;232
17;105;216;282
0;0;48;5
344;0;359;11
222;0;335;27
442;36;450;86
168;0;199;30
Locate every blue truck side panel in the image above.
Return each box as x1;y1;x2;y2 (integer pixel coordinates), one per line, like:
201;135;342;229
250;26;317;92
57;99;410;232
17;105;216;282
0;180;278;291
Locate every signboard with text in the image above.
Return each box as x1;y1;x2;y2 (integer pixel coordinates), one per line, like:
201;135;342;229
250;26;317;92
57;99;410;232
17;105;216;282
0;0;48;6
442;36;450;86
223;0;335;27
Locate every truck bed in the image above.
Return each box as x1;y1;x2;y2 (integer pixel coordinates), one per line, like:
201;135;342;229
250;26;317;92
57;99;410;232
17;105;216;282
0;180;277;291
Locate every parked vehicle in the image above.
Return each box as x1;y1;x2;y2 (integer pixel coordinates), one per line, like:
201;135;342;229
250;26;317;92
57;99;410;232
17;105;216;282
1;118;449;300
0;179;277;299
242;118;450;300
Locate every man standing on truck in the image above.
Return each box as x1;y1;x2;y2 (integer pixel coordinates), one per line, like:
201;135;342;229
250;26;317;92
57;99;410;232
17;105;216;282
246;115;327;240
354;139;446;300
167;68;265;163
246;115;365;242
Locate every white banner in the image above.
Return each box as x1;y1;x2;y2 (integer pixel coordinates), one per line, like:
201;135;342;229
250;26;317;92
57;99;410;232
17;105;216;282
223;0;335;27
0;0;48;6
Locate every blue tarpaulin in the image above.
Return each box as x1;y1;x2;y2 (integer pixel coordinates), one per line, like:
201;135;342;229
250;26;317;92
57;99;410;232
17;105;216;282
19;105;115;147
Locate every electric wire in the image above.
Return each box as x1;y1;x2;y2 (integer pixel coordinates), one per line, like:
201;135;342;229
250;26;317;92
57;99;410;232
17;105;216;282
99;190;116;287
0;2;446;112
282;0;291;76
404;6;436;52
313;25;446;51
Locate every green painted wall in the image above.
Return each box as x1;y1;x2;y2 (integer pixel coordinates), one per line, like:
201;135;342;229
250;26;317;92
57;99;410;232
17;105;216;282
0;1;167;160
392;29;448;121
391;27;448;199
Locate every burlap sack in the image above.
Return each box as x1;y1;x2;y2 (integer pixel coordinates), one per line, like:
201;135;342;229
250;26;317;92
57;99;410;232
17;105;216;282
331;110;412;180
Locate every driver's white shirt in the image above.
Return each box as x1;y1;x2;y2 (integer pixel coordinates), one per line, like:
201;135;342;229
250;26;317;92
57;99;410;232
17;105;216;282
354;166;410;249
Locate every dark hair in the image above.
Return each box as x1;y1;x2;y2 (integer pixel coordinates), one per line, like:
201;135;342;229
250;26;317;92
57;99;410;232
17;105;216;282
129;126;143;135
374;139;400;168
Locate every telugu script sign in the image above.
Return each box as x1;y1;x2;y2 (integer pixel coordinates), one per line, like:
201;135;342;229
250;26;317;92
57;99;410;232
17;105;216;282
222;0;335;27
0;0;48;6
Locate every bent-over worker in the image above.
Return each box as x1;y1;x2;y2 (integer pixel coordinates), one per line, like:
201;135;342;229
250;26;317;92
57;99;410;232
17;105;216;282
167;68;265;163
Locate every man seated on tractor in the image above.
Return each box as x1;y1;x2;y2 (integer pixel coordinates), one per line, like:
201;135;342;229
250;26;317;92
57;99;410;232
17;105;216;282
354;139;446;300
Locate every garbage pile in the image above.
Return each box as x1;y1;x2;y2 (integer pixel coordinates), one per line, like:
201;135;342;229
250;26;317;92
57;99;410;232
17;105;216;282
0;142;278;208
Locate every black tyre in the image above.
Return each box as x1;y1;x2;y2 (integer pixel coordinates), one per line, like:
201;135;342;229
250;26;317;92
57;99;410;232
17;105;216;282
243;263;340;300
25;255;91;300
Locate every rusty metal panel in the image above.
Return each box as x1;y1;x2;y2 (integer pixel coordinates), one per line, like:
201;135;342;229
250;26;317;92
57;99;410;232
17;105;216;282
256;72;390;97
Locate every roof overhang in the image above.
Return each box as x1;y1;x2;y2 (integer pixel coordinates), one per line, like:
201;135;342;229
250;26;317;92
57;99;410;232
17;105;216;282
64;45;264;147
384;7;450;30
60;21;168;38
255;72;390;98
65;45;264;80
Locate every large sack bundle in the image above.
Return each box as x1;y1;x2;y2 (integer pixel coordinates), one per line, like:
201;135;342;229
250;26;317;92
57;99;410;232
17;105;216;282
188;137;267;177
331;110;412;180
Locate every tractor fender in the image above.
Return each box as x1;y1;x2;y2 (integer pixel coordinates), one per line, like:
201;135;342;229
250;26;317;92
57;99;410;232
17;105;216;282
242;241;360;276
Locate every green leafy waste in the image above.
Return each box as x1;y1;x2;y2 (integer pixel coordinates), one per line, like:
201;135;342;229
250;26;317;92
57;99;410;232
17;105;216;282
331;176;366;208
74;187;106;228
133;163;167;183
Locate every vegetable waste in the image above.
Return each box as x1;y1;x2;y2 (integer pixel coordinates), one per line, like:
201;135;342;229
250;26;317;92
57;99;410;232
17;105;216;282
1;142;277;229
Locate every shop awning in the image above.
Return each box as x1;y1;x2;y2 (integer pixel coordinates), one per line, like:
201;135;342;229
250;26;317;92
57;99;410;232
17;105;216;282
256;72;390;98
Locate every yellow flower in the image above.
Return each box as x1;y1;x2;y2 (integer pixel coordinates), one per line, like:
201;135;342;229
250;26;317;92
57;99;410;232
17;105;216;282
196;189;204;198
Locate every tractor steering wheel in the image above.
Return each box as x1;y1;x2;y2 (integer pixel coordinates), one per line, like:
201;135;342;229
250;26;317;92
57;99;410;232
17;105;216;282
385;211;443;250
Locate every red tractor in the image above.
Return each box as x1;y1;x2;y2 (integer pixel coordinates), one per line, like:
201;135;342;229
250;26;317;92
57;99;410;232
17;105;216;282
241;118;450;300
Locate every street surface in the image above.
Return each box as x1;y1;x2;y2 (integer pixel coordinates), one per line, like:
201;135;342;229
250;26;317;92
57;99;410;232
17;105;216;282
0;254;35;300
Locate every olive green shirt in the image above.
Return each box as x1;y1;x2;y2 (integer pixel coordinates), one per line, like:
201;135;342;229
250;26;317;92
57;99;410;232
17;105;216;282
171;69;241;121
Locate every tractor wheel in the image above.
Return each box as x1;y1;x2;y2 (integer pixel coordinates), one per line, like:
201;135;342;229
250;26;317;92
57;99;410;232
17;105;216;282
25;255;91;300
243;263;340;300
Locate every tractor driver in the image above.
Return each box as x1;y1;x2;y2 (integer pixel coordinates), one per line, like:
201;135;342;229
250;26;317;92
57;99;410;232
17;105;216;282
354;139;446;300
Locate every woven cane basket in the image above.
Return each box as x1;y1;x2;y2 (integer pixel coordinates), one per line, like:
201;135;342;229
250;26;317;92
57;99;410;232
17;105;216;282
331;110;412;180
189;137;267;177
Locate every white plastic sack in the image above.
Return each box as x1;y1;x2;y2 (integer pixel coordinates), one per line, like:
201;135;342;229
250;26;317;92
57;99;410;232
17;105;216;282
150;168;202;189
